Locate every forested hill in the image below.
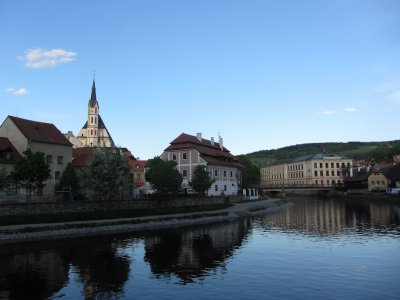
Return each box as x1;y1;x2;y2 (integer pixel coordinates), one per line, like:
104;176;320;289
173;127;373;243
244;140;400;166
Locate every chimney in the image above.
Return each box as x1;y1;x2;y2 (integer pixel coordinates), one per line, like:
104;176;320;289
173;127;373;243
219;136;223;151
211;137;214;146
196;133;202;142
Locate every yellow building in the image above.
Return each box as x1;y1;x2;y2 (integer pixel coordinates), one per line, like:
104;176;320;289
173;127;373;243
260;154;352;187
0;116;72;196
368;171;388;192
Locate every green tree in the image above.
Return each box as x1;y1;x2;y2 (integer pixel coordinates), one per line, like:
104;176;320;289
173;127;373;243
237;155;260;189
0;167;10;191
10;149;51;201
145;156;183;196
84;147;132;200
55;162;80;200
190;165;214;196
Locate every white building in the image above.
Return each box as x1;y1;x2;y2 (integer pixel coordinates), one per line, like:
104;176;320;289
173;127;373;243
161;133;243;196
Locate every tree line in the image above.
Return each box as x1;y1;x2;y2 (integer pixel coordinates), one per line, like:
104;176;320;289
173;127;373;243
0;149;262;201
246;140;400;164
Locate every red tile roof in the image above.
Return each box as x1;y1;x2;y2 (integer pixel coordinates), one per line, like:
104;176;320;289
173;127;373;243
165;133;243;168
0;137;21;163
128;159;147;171
72;147;96;167
8;116;72;146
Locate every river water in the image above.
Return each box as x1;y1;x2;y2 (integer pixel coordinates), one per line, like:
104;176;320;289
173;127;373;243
0;197;399;300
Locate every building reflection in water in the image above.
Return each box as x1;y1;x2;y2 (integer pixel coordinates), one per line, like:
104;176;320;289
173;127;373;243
259;197;400;235
0;235;133;300
2;197;395;298
144;218;251;284
0;218;251;298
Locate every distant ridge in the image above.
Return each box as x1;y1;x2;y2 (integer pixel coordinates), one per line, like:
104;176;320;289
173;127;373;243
243;140;400;166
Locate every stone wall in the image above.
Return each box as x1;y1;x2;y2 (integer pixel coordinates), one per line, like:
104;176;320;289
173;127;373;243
0;197;233;216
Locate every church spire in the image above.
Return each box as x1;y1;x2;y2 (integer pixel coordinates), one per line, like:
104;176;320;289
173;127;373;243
89;79;98;107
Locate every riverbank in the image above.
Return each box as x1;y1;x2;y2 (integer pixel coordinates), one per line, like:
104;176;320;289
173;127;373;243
0;198;292;244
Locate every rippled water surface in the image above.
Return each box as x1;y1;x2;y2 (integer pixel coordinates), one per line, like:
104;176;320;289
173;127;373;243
0;197;399;300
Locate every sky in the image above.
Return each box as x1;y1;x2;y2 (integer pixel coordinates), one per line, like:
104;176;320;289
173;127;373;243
1;0;399;159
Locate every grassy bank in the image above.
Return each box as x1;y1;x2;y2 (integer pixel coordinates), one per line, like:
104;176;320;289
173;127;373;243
0;203;233;226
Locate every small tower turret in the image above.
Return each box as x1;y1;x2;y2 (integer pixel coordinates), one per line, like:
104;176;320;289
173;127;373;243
87;79;99;146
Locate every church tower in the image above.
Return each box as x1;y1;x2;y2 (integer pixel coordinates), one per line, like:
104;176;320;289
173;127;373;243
77;79;115;148
87;80;99;147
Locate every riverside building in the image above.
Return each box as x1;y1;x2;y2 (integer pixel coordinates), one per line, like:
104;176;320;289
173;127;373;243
260;154;353;187
161;133;243;196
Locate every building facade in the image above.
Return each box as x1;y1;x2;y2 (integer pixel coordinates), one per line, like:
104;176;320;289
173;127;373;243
0;116;72;196
260;154;353;187
161;133;243;196
77;80;114;148
368;171;389;192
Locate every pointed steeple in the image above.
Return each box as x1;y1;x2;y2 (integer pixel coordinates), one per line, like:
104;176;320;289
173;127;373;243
89;79;98;107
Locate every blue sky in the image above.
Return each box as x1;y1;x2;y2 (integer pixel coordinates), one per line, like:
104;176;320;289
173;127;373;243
1;0;399;159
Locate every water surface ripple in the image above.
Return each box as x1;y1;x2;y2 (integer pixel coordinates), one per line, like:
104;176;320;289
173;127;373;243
0;197;399;300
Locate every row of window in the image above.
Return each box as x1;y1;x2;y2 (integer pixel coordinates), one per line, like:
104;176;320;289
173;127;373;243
262;169;342;180
47;155;64;165
181;169;234;178
288;164;303;171
314;162;351;169
214;184;227;192
172;152;187;160
315;170;341;177
267;180;342;186
370;180;386;185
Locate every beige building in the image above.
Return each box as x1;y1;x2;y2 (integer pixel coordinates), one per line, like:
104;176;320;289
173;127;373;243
76;80;114;148
260;154;353;187
0;116;72;196
368;171;389;192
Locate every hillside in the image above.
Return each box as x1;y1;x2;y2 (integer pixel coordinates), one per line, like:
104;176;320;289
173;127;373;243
245;140;400;166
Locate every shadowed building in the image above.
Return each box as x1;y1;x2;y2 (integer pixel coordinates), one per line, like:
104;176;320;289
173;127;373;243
0;116;72;196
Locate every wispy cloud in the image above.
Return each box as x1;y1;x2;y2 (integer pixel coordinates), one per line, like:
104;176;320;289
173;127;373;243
389;90;400;102
344;107;356;113
18;48;77;68
320;110;337;115
5;87;31;95
373;79;400;94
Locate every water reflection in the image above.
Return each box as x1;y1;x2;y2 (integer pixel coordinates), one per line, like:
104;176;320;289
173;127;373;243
0;218;251;298
1;198;398;299
0;244;68;300
258;197;400;235
0;236;132;300
144;219;251;284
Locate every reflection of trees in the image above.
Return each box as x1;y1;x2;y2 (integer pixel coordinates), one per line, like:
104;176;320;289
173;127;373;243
144;219;250;284
63;236;131;299
0;243;69;300
0;235;132;300
259;197;399;235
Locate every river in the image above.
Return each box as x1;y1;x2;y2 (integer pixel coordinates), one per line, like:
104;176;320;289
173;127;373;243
0;196;399;300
